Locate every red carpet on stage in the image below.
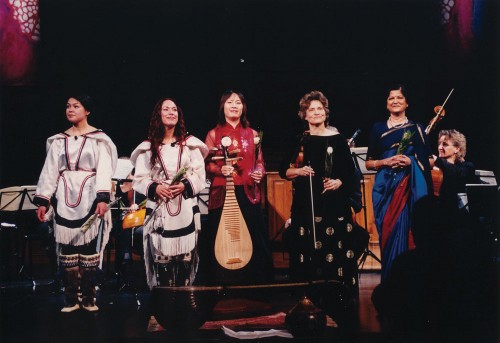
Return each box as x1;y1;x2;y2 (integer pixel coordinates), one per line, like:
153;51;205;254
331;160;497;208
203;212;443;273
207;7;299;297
147;312;337;332
147;312;287;332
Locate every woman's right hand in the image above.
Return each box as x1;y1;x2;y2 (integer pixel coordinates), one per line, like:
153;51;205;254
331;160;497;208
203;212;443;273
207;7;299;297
155;184;171;202
384;155;411;169
296;166;315;177
36;206;47;222
221;165;234;176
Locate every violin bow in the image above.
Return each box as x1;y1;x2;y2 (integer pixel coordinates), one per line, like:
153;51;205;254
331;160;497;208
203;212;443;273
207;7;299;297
307;161;319;250
425;88;454;135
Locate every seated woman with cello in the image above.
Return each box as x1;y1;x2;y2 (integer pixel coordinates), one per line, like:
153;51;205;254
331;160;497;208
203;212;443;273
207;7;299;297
432;129;478;211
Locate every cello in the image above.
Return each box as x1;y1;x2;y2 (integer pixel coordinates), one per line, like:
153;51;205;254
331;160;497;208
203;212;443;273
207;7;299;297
213;136;253;270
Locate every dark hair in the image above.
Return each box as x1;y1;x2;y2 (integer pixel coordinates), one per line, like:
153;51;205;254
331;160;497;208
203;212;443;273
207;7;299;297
298;90;330;123
148;97;187;167
68;94;94;112
217;90;249;128
386;84;408;100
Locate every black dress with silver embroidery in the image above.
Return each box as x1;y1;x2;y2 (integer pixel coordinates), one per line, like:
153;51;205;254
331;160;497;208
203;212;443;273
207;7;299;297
279;133;360;289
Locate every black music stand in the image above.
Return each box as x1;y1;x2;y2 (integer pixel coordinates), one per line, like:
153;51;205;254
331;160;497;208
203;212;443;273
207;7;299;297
0;185;38;212
108;178;129;278
107;179;146;304
465;184;499;259
108;157;134;278
349;149;382;270
465;184;498;220
0;186;39;281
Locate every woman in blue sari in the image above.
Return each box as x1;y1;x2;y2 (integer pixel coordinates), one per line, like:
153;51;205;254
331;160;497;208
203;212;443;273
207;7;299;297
365;85;432;280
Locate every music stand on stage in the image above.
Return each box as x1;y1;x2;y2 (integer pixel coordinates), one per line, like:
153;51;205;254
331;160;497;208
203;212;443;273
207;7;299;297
110;159;133;279
0;185;38;280
465;184;498;225
350;148;382;270
0;185;38;212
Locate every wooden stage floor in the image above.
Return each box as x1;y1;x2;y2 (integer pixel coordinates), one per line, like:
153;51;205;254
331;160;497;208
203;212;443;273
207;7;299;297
0;261;384;343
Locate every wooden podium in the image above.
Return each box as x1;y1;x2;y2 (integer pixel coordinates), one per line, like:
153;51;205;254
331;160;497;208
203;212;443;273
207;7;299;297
353;174;378;242
265;172;292;269
265;172;292;242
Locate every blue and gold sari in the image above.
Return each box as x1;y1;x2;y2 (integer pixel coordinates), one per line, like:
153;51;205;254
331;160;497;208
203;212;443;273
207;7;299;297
367;121;431;280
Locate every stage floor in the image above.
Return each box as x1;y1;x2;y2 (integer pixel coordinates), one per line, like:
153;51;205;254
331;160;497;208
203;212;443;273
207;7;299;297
0;270;383;343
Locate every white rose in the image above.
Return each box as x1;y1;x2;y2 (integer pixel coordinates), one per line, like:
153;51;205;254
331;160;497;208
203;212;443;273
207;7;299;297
327;146;333;154
221;136;232;147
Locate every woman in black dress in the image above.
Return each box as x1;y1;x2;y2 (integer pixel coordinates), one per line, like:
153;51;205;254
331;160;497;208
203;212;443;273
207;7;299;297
279;90;359;290
433;129;478;211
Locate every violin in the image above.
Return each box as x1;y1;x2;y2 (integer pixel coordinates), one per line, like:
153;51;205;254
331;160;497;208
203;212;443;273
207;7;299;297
291;131;309;168
425;88;454;135
294;145;305;168
426;88;454;196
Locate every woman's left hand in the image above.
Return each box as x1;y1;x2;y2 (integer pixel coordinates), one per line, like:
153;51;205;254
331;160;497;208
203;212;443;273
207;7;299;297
128;203;139;213
322;178;342;193
167;183;185;199
392;154;411;168
95;202;108;218
250;170;263;184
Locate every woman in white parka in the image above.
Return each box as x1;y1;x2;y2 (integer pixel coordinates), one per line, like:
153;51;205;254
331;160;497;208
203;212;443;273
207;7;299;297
131;97;208;289
34;94;117;312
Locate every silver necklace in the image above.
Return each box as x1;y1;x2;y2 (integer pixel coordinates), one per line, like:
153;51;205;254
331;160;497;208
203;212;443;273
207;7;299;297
388;116;408;128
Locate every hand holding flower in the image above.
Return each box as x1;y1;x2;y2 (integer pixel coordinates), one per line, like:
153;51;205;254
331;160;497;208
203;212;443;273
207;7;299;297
324;146;333;177
167;183;185;198
95;202;108;217
221;165;234;176
385;154;411;169
81;199;119;233
155;183;171;202
393;155;411;168
253;130;264;167
322;178;342;194
250;170;263;184
36;206;47;222
251;130;265;187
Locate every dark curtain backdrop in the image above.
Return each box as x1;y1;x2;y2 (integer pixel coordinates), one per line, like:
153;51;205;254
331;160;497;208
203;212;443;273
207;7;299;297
1;0;498;187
